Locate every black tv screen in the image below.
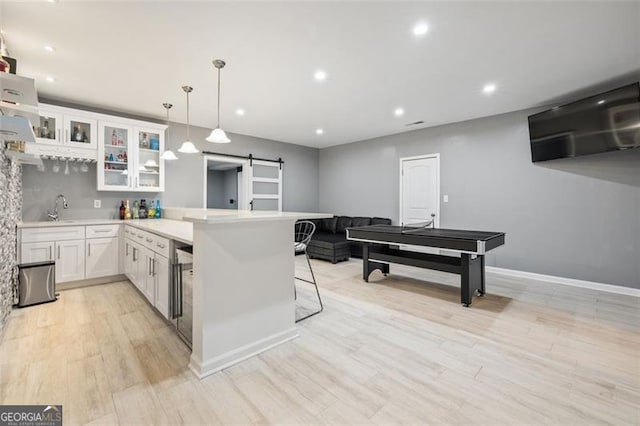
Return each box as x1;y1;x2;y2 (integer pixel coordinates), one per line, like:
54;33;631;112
528;82;640;162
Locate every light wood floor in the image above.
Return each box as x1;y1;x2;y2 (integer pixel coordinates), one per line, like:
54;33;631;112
1;258;638;425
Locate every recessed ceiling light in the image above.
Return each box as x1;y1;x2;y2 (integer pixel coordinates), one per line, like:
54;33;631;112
597;100;605;105
47;0;57;3
482;83;497;94
314;70;327;81
413;22;429;36
44;45;55;52
45;76;55;83
315;128;324;135
394;108;405;117
235;108;245;116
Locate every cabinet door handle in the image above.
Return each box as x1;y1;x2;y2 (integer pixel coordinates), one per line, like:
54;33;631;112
57;245;61;260
57;129;61;142
49;246;52;260
65;129;68;142
126;243;129;256
88;243;91;257
148;258;152;276
133;247;137;261
152;258;156;276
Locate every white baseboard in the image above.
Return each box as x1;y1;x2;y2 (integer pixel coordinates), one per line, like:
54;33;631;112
189;327;299;379
486;266;640;297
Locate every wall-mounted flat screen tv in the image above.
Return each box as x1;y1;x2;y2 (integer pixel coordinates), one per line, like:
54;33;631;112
528;82;640;162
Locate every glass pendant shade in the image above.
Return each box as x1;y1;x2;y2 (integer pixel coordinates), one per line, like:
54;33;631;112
206;127;230;144
178;140;199;154
160;150;178;160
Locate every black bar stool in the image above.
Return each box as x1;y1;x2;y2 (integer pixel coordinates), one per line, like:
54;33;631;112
294;220;323;322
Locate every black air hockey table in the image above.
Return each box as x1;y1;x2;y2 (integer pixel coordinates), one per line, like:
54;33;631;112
346;225;505;306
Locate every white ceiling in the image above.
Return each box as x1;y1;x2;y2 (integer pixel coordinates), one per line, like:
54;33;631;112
2;1;639;148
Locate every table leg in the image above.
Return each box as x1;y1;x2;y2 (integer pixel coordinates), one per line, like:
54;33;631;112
362;243;390;282
461;254;482;307
479;255;486;295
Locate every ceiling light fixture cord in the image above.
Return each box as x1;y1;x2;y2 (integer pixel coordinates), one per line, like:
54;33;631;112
217;66;221;128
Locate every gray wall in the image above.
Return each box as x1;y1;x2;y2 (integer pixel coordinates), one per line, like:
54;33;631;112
206;170;226;209
319;109;640;289
22;122;319;221
223;169;238;208
163;123;319;212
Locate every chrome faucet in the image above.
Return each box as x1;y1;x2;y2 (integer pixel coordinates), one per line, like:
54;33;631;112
47;194;68;221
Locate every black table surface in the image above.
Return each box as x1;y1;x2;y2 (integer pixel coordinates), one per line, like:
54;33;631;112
347;225;505;253
348;225;504;241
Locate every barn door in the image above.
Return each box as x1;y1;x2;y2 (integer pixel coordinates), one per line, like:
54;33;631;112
249;159;282;211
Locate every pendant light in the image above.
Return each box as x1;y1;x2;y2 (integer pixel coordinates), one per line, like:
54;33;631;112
160;103;178;160
178;86;199;154
206;59;231;143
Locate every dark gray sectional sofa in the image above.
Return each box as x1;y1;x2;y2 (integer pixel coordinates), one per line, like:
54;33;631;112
306;216;392;263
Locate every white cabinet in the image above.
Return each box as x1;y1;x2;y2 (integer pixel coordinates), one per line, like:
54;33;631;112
124;225;172;319
20;241;54;263
34;104;98;150
85;237;119;279
55;240;85;283
154;254;170;319
97;122;166;192
19;225;122;285
97;121;133;191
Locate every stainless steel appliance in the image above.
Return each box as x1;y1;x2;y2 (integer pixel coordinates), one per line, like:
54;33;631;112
18;261;56;307
174;246;193;347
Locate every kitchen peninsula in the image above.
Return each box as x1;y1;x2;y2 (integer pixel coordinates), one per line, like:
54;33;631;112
170;208;330;378
18;208;329;379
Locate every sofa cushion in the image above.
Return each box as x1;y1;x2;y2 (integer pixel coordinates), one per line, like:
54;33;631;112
371;217;392;225
320;217;338;234
335;216;353;234
312;232;348;244
351;217;372;227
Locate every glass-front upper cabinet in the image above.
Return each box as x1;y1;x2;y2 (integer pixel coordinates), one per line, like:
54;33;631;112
97;121;132;191
63;113;98;149
33;109;63;145
134;126;164;192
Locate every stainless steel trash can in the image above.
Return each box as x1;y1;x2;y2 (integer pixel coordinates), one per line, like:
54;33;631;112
18;261;56;307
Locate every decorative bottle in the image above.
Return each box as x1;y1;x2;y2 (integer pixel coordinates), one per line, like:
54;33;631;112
148;200;156;219
139;199;147;219
119;200;125;220
133;200;139;219
154;199;161;219
124;200;131;219
111;129;118;145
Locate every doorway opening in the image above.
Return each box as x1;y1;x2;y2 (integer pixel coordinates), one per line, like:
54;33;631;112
203;155;249;210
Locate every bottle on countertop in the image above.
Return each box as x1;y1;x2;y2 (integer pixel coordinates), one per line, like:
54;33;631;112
119;200;125;220
148;200;156;219
139;199;147;219
124;200;131;220
154;199;161;219
133;200;139;219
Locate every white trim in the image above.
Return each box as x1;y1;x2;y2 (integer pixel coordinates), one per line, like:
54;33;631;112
399;153;440;227
486;266;640;297
188;327;299;379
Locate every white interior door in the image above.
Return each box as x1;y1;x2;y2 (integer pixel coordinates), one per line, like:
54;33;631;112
249;160;283;211
400;155;440;228
399;155;440;253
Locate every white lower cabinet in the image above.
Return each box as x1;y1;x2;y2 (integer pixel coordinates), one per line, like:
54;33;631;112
20;241;54;263
124;226;171;320
154;254;170;319
19;225;122;284
55;239;86;283
86;237;119;279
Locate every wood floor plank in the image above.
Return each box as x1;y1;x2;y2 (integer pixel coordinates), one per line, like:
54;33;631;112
0;258;637;425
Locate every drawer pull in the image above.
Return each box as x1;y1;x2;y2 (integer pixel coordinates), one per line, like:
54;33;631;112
93;229;111;233
137;235;143;239
157;243;166;249
146;238;153;243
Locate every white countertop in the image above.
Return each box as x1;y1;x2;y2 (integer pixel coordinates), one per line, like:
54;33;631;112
18;218;193;244
18;219;123;228
165;207;331;225
126;219;193;245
